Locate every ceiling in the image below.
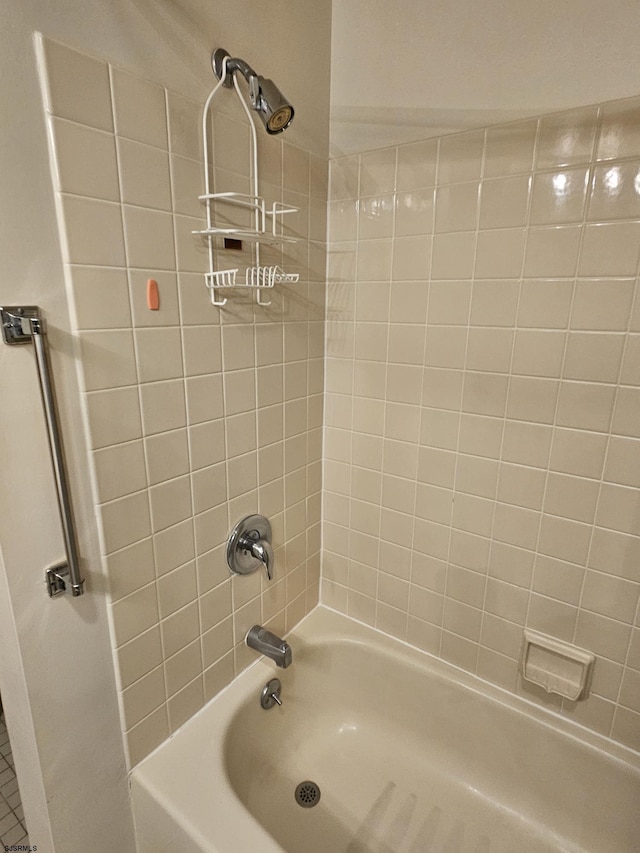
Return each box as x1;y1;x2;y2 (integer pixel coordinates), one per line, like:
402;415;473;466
330;0;640;155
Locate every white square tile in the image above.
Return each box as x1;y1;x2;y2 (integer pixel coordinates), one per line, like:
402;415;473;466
596;483;640;536
99;491;151;553
106;539;155;602
86;386;142;449
145;429;189;486
201;617;234;668
140;379;187;435
431;232;476;279
596;97;640;162
479;175;530;229
118;138;172;210
134;328;183;383
563;332;625;383
52;118;119;200
536;106;598;168
161;601;200;659
165;641;202;696
167;90;202;160
549;428;607;479
153;520;195;576
40;36;112;130
157;561;197;619
178;272;219;326
359;193;395;240
111;67;168;149
555;381;616;432
125;705;169;766
93;440;147;502
121;666;165;729
543;473;599;524
570;279;635;331
60;196;125;266
530;168;588;225
168;677;204;732
524;226;581;278
475;229;526;279
517;279;573;329
123;205;176;270
484;120;537;177
192;462;227;513
171;154;205;217
69;266;131;330
185;374;224;424
117;625;163;689
79;330;137;391
174;214;208;273
396;188;435;236
579;223;640;277
189;419;225;470
224;368;257;416
149;476;192;532
435;182;478;233
589;161;640;222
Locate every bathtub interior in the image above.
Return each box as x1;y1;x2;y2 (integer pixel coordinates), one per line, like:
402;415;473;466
132;607;640;853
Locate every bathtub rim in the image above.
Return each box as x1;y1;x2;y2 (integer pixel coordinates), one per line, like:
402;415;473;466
291;606;640;772
132;603;640;777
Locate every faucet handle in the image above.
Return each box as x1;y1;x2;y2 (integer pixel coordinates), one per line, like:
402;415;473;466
227;514;275;581
248;537;274;580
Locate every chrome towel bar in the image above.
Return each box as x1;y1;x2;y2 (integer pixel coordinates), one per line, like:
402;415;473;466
1;306;85;597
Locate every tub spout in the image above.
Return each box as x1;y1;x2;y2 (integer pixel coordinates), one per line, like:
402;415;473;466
246;625;292;668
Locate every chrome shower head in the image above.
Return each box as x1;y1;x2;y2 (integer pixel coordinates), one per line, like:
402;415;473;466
212;48;294;135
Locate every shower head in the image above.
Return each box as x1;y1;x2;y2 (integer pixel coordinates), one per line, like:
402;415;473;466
212;48;294;135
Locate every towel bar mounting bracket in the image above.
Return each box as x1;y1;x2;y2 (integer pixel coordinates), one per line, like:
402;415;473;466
1;305;42;344
46;562;70;597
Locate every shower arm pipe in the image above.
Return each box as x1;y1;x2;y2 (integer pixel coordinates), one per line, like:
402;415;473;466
0;306;85;597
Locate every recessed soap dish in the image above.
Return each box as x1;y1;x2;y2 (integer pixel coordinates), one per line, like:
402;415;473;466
521;629;595;701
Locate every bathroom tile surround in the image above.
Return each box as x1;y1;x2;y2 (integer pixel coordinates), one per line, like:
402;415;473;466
324;98;640;752
39;37;326;766
38;33;640;762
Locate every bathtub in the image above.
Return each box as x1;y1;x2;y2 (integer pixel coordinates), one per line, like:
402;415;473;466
131;607;640;853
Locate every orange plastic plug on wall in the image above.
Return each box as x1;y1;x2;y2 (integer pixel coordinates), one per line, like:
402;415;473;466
146;278;159;310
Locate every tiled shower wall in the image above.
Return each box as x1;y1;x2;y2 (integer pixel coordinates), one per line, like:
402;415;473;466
39;36;326;766
324;98;640;752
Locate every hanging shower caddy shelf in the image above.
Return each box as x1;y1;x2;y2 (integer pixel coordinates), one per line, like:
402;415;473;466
195;55;300;306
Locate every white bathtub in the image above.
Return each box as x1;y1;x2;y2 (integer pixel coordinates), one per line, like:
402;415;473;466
131;607;640;853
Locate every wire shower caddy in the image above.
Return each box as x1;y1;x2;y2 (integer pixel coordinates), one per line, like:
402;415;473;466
193;54;300;306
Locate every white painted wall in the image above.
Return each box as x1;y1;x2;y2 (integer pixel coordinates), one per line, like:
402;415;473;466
331;0;640;153
0;2;331;850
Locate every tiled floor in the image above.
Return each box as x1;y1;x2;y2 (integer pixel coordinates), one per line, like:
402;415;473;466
0;712;29;849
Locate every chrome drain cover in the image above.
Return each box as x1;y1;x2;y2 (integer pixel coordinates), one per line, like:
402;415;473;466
295;780;321;808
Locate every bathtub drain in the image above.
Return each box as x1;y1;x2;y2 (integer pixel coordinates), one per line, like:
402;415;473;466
295;781;321;808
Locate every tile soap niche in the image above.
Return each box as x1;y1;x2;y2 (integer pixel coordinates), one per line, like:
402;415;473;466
193;49;300;307
521;629;595;701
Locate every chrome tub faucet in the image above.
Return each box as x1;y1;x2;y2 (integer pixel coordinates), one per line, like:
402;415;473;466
246;625;292;668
